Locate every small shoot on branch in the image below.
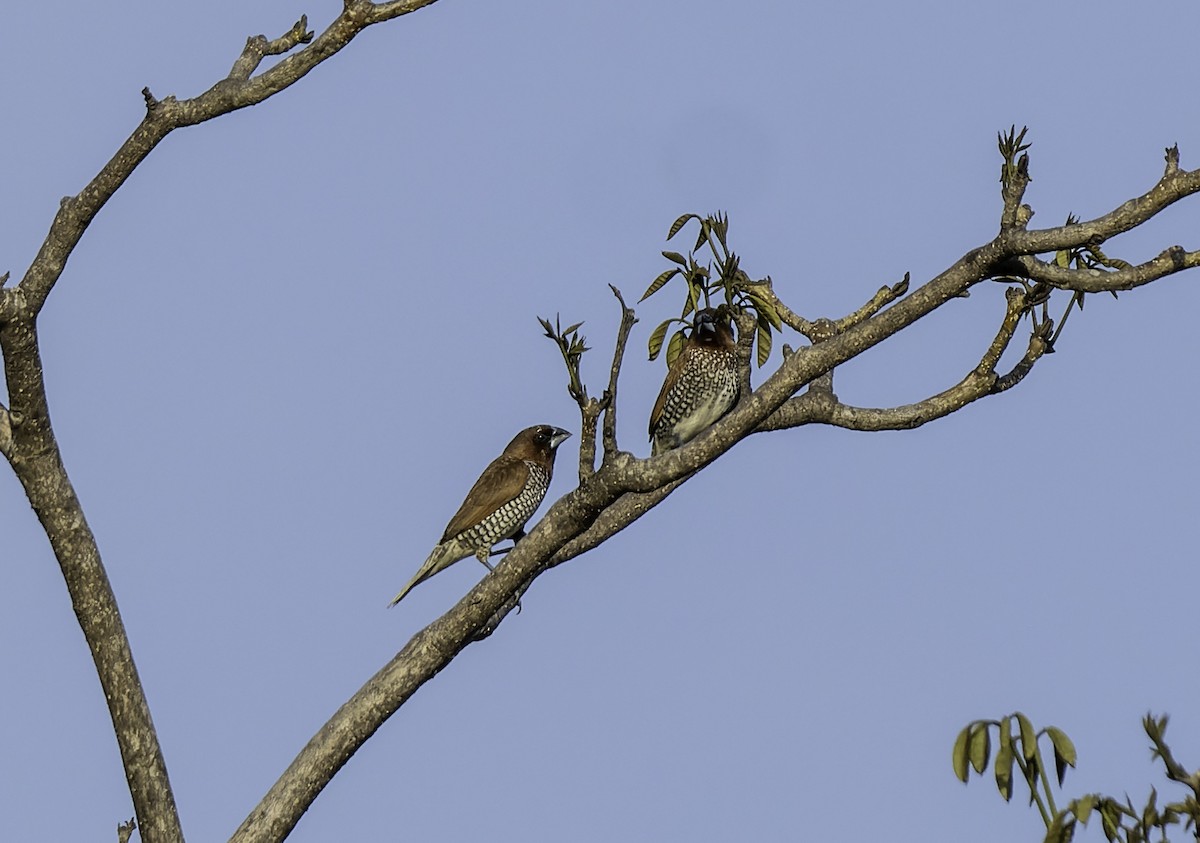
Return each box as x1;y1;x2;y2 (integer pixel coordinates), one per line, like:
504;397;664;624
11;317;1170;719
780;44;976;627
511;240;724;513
539;314;590;403
999;124;1032;190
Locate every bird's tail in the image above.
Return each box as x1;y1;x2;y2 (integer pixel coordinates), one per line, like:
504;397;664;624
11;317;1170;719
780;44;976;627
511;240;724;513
388;542;462;607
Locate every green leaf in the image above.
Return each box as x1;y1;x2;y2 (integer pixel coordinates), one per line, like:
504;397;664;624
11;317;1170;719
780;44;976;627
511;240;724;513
662;250;687;266
668;213;697;241
756;314;772;367
995;740;1014;802
952;725;972;783
647;320;671;361
1046;726;1076;786
693;221;709;253
712;212;729;248
760;298;782;331
640;269;679;302
686;278;701;318
1043;812;1075;843
1015;712;1037;763
665;329;686;367
561;321;584;337
969;723;991;775
1142;786;1159;828
1072;794;1096;825
742;286;779;324
1098;800;1121;842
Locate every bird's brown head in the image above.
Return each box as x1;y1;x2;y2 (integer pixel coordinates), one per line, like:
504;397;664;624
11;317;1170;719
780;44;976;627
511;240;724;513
691;307;736;349
503;425;572;469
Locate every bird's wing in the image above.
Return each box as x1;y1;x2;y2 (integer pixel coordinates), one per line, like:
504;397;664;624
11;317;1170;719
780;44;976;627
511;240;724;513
441;455;531;541
648;346;689;437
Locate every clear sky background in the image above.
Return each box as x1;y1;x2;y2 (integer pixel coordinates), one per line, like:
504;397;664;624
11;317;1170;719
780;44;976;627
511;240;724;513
2;2;1198;841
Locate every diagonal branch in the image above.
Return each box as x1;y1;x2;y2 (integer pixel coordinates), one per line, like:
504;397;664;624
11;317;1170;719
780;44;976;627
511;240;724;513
227;138;1200;835
14;1;439;315
1006;146;1200;255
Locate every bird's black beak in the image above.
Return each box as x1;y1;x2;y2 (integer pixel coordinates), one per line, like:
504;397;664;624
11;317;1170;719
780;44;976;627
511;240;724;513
696;314;717;336
550;428;572;449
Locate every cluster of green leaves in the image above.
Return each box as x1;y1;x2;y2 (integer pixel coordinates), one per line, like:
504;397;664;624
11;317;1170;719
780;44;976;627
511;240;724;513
538;314;590;403
640;212;782;368
954;712;1200;843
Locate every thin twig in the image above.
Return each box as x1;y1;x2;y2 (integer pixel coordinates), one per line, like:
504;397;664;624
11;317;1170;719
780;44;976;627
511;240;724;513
601;285;636;462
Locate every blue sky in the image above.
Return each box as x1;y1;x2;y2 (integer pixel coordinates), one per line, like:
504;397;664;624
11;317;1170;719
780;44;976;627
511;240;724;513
2;2;1198;841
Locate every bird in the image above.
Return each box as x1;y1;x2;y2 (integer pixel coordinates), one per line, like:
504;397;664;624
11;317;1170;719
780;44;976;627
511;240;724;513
389;424;572;606
648;307;739;456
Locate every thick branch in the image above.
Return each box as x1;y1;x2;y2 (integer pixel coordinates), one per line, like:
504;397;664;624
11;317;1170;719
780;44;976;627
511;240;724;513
230;147;1200;836
229;243;997;833
1;4;443;843
0;317;183;843
545;480;689;569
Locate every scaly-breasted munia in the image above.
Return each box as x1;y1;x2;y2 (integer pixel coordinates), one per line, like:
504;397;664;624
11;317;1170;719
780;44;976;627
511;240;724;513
648;308;739;456
389;424;571;606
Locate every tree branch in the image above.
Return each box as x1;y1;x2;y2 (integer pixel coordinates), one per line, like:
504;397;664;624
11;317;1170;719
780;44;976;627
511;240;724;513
0;317;183;843
1005;146;1200;255
226;136;1200;841
1008;247;1200;293
756;284;1032;432
601;285;636;463
13;2;439;315
832;273;911;335
0;4;444;842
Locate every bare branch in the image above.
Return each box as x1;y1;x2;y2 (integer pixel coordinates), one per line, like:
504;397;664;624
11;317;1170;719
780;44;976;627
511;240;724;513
13;1;441;314
748;279;812;335
576;399;603;482
757;284;1031;432
601;285;636;462
228;17;314;82
1009;247;1200;293
545;480;690;569
991;321;1052;394
1007;152;1200;255
833;273;910;335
